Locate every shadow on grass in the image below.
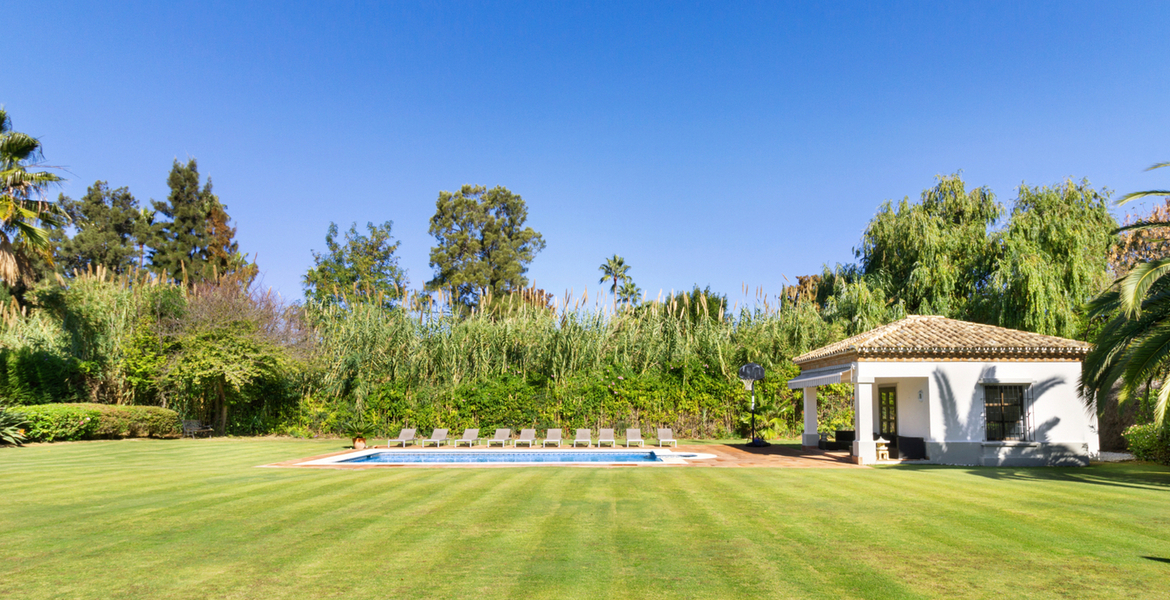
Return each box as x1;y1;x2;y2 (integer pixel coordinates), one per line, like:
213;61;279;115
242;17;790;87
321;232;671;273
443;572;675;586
1144;556;1170;565
888;462;1170;492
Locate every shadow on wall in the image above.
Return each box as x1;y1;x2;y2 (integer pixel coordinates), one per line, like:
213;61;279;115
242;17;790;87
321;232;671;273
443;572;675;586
935;370;962;455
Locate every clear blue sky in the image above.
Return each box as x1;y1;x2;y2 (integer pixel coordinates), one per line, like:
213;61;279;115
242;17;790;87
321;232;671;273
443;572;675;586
6;1;1169;306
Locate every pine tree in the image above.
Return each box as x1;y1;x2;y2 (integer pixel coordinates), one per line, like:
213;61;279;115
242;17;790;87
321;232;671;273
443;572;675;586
149;159;252;284
56;181;142;274
150;159;213;283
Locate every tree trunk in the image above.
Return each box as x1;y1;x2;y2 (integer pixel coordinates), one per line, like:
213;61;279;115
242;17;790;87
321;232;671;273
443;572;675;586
216;379;228;434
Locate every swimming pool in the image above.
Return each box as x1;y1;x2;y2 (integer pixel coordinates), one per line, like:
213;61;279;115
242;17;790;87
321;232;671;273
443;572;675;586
343;451;663;464
295;447;717;466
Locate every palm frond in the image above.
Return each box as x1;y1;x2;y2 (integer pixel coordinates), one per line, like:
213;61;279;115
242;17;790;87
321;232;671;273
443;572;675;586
1114;219;1170;234
1118;258;1170;317
1118;190;1170;205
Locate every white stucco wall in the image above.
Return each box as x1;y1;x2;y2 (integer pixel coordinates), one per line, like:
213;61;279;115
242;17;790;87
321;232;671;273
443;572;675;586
851;360;1098;465
868;377;931;439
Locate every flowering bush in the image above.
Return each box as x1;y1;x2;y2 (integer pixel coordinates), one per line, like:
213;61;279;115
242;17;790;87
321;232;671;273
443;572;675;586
1123;423;1170;465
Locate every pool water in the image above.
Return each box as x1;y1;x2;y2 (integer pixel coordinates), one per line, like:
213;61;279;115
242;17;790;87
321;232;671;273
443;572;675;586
341;451;662;464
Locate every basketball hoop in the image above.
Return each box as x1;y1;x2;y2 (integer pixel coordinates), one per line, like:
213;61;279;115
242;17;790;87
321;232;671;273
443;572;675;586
737;362;770;448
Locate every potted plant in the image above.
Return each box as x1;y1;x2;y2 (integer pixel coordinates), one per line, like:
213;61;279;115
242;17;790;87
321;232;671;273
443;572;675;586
345;418;375;450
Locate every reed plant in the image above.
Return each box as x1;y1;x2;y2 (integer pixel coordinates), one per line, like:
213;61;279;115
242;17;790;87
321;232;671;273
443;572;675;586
301;286;853;438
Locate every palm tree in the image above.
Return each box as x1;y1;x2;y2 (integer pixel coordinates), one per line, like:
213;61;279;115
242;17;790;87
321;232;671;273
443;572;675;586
1082;162;1170;424
0;108;65;287
598;254;630;295
618;279;641;307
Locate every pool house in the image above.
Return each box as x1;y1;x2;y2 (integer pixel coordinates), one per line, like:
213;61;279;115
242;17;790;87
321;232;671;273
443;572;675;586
787;315;1100;466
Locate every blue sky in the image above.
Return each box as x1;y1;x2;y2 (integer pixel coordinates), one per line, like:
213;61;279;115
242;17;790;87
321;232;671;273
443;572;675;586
6;1;1169;306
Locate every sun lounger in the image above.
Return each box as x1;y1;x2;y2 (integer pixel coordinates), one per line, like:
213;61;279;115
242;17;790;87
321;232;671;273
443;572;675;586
543;428;563;447
626;429;644;447
573;428;592;447
419;428;448;447
515;429;537;447
598;428;616;447
487;428;511;447
453;428;480;447
657;428;677;447
388;428;416;447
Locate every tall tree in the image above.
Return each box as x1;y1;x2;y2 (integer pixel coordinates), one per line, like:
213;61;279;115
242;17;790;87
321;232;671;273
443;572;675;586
427;185;545;309
981;180;1115;337
150;159;214;282
851;173;1115;337
598;254;630;295
56;181;142;274
1083;162;1170;424
0;108;66;288
150;159;250;284
203;197;256;283
303;221;407;307
857;174;1000;317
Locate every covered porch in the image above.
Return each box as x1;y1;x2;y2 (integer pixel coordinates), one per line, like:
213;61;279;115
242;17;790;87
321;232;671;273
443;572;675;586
788;362;930;465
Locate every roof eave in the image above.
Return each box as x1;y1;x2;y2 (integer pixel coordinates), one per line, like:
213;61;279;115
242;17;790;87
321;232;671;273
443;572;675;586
795;346;1090;366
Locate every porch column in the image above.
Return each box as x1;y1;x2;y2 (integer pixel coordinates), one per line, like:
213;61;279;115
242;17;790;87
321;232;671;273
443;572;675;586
852;382;877;464
802;387;819;449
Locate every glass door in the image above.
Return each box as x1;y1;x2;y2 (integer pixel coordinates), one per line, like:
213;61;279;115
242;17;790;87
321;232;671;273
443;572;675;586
879;387;897;441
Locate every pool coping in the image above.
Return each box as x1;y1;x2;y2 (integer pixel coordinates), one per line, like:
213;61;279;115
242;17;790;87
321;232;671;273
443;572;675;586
261;444;866;469
263;447;716;468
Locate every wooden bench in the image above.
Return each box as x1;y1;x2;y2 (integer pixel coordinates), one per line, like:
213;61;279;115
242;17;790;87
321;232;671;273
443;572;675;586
182;420;215;438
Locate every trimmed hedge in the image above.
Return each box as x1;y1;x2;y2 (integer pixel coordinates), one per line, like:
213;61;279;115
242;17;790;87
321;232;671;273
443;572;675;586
16;403;181;442
1123;423;1170;465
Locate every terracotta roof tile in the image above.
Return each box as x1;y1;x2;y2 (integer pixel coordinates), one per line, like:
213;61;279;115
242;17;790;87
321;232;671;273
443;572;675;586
792;315;1090;365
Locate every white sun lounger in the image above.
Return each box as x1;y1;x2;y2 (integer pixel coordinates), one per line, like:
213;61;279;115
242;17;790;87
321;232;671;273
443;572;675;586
657;428;677;447
388;428;416;447
573;429;592;447
626;429;644;447
419;428;448;447
515;429;537;447
598;428;616;447
487;428;511;447
543;429;563;447
453;428;479;447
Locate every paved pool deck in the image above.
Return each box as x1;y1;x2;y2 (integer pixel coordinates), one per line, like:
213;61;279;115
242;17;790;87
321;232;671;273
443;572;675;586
264;444;866;469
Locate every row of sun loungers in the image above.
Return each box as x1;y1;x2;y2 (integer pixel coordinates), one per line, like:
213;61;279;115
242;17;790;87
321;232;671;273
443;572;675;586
387;428;678;448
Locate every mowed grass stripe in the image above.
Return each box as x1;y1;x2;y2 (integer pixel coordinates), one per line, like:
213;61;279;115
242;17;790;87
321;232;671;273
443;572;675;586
3;439;1170;599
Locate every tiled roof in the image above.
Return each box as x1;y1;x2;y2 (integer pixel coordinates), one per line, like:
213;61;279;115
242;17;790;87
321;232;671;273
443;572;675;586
792;315;1091;365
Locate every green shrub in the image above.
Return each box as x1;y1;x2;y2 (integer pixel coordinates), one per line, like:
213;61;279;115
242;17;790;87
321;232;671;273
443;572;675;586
17;403;180;442
1122;423;1170;464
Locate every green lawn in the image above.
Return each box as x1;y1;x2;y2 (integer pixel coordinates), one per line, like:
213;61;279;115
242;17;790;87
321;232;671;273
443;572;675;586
2;438;1168;599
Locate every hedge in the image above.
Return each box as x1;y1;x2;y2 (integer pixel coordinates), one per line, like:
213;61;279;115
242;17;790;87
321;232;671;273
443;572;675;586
1122;423;1170;465
16;403;181;442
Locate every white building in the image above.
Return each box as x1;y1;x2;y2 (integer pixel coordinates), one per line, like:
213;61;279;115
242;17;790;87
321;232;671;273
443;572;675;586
787;316;1099;466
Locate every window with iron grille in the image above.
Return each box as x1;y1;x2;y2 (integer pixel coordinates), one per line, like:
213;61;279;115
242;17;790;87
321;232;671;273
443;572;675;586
984;384;1031;441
